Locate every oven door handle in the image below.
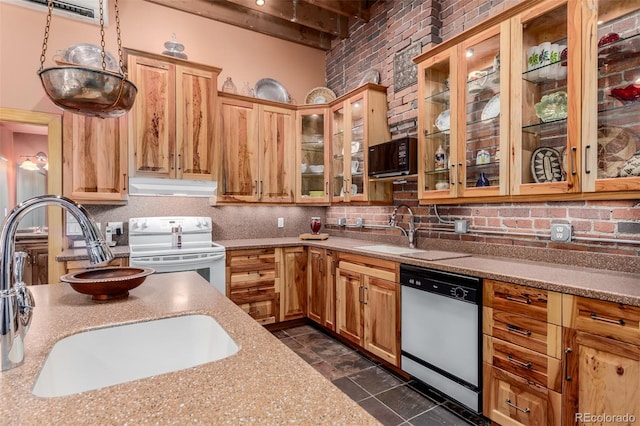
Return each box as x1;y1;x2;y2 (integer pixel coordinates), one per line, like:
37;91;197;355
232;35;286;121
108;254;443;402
130;254;225;266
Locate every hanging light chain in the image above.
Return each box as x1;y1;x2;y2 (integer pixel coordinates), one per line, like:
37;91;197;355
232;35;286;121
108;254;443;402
115;0;124;73
39;0;54;72
98;0;107;70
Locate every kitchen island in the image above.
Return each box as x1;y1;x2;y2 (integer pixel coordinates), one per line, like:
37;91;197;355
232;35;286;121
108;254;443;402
0;272;380;425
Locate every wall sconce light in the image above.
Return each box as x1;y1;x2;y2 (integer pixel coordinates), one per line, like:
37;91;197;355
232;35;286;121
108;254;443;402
20;152;48;171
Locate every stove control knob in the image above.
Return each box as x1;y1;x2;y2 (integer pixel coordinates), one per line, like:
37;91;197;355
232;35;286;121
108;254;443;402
202;220;210;228
451;286;467;300
140;220;148;229
130;220;138;230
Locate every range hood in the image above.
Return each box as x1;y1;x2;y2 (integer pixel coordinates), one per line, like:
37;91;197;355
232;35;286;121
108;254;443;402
129;177;217;197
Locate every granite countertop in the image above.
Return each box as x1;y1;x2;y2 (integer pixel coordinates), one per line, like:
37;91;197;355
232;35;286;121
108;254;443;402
218;237;640;307
56;245;130;261
0;272;380;425
56;237;640;306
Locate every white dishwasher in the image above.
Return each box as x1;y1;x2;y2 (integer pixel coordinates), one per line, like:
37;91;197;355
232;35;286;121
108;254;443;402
400;264;482;413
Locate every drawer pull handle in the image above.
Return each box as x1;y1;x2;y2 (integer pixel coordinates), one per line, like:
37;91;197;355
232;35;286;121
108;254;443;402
565;347;572;381
505;399;530;414
590;313;624;325
358;285;364;303
506;295;531;305
507;324;531;336
507;354;532;369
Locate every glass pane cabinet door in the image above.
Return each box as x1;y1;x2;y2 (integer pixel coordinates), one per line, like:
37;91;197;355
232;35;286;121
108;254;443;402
349;95;365;199
584;1;640;193
331;103;347;200
513;1;577;195
461;25;507;196
298;108;328;202
418;48;456;199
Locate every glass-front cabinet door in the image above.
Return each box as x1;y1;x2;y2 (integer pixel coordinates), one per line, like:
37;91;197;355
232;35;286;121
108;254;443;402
582;1;640;194
349;94;366;201
296;106;330;203
417;47;457;200
511;0;578;196
330;95;366;203
459;22;509;197
331;102;348;201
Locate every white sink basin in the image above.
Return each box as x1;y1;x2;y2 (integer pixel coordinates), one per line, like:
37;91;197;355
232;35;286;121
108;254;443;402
354;244;425;255
32;314;239;398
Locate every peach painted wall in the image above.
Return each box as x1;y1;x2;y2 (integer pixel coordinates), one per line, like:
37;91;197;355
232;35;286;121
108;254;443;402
0;0;326;112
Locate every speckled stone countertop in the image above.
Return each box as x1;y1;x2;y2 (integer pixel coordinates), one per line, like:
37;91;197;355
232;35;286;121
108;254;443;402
0;272;380;425
218;237;640;307
56;245;130;261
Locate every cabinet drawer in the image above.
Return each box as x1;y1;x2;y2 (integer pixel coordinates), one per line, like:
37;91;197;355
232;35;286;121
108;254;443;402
563;295;640;344
484;336;561;392
484;280;561;325
227;248;276;269
483;364;561;426
232;293;279;325
484;307;562;359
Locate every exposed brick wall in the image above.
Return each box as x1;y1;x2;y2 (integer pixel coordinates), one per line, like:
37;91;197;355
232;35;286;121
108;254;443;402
325;0;640;258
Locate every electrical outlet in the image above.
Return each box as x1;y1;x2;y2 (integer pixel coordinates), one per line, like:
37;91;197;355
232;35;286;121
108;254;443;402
277;217;284;228
107;221;124;235
550;223;572;242
337;217;347;226
355;218;364;227
454;220;469;234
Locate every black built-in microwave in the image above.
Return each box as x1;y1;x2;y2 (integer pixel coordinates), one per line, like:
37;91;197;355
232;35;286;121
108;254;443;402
367;137;417;178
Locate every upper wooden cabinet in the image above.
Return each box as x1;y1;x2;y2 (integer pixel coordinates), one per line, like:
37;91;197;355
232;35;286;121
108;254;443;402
581;1;640;195
296;105;331;203
414;0;640;203
216;94;296;203
125;49;220;181
63;113;128;203
330;84;393;204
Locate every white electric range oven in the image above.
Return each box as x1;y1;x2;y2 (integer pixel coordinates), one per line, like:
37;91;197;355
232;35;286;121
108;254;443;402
128;216;226;295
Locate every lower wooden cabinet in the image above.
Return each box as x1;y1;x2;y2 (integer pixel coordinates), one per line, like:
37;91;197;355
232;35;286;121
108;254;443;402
562;295;640;425
15;239;49;285
226;248;280;324
483;280;562;426
484;363;561;426
307;247;336;331
280;246;307;321
336;253;400;366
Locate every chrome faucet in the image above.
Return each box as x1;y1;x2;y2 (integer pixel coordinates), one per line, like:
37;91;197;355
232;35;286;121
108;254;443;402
1;195;113;372
389;204;417;249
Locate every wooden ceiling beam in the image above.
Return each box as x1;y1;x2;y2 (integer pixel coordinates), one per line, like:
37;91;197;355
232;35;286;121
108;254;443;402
145;0;333;50
302;0;371;21
227;0;349;38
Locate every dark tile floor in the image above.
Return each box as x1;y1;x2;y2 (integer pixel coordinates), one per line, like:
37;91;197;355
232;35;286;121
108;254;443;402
272;324;488;426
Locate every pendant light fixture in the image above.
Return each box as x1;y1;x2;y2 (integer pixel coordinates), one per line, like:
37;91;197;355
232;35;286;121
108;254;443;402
20;152;49;171
37;0;137;118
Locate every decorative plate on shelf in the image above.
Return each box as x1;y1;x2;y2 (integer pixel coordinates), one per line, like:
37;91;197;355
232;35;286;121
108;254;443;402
255;78;289;103
304;87;336;104
435;109;450;133
531;147;563;183
481;94;500;121
534;91;568;122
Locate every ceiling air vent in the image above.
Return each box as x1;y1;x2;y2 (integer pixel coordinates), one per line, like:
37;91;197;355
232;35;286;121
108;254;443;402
1;0;108;25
